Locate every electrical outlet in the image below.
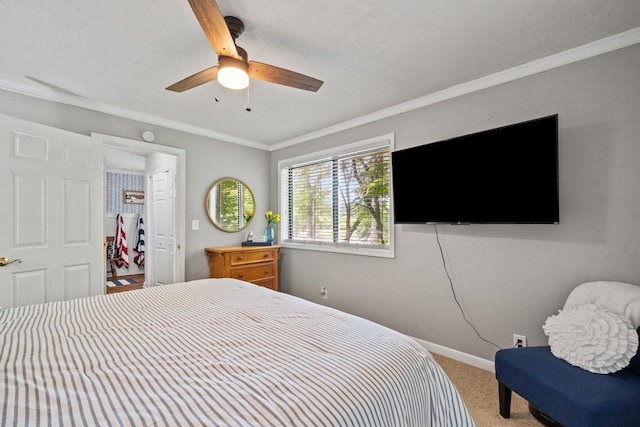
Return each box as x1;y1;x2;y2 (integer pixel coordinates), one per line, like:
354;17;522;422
320;286;328;299
513;334;527;348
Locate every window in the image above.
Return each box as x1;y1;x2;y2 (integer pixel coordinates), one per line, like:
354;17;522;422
278;134;394;258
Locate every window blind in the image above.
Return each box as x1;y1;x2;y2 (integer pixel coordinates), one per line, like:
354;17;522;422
280;143;391;252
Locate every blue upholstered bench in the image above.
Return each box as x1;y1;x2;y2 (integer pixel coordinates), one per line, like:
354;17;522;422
495;345;640;427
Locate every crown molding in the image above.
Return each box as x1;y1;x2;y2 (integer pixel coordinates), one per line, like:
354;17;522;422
272;26;640;151
0;78;267;150
1;27;638;152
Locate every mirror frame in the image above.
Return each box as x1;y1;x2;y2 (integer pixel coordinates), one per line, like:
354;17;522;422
205;177;255;233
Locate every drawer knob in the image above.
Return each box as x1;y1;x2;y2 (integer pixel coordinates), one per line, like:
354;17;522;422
265;270;269;274
238;274;244;278
238;255;244;260
263;253;269;257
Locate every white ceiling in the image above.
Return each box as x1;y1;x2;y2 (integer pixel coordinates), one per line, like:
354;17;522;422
1;1;639;150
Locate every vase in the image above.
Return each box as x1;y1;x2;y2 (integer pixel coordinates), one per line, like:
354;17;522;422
264;225;275;244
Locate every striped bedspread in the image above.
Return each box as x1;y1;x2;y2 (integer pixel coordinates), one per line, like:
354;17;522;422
0;278;474;426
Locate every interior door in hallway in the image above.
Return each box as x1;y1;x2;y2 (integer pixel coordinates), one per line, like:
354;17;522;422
0;113;103;308
150;169;175;285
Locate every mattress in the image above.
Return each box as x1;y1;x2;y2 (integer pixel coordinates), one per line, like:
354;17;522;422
0;278;474;426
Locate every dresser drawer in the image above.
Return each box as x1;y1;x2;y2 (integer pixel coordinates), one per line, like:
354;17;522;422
252;277;276;291
231;263;275;282
205;246;280;291
229;249;274;265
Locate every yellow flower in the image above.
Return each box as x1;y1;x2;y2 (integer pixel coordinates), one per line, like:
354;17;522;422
265;210;280;225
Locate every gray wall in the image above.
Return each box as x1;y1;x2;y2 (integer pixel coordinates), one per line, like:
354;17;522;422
270;44;640;361
0;90;271;282
2;43;639;362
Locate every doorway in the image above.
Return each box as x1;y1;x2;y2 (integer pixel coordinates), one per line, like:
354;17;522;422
93;132;186;287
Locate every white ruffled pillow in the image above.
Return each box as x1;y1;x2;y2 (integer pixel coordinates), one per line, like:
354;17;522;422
543;303;639;374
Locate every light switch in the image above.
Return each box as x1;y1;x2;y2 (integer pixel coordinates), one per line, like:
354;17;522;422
192;220;199;230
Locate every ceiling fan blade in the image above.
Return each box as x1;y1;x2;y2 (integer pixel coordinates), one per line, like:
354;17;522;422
166;66;219;92
187;0;239;59
248;61;323;92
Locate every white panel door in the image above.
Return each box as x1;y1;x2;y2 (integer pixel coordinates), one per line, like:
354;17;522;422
151;170;175;285
0;114;103;308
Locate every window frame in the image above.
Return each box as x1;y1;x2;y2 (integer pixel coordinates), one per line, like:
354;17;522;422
277;133;395;258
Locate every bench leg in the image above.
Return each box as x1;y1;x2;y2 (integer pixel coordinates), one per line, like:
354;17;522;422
109;259;118;280
499;382;512;418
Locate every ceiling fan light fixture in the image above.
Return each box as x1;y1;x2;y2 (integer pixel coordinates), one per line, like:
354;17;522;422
218;56;249;90
165;5;323;94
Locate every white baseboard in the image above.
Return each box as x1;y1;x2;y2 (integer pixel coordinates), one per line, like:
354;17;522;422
410;336;496;373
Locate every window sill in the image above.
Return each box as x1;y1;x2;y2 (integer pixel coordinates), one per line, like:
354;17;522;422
281;241;394;259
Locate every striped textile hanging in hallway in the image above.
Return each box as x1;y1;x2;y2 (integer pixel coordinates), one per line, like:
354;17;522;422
114;213;129;268
134;214;145;267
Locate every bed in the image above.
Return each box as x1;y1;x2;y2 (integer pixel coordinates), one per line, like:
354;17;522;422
1;278;475;426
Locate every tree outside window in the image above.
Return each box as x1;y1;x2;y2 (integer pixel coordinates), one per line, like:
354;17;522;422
279;136;392;256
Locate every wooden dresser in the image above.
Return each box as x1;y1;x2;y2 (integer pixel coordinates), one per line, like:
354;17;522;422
205;246;280;291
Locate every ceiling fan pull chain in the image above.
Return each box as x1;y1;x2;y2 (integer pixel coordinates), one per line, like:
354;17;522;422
245;83;252;112
215;81;220;103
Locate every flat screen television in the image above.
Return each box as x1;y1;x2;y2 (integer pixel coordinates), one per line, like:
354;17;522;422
391;114;559;224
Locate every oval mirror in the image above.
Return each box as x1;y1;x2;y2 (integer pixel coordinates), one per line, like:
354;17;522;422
206;178;255;232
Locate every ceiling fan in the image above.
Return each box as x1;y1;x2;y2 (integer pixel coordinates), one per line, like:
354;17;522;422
166;0;323;93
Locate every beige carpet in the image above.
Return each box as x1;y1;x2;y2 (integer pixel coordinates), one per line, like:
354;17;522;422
431;353;541;427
